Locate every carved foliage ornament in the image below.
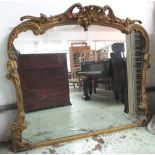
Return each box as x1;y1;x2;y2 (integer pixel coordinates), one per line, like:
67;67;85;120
7;3;150;152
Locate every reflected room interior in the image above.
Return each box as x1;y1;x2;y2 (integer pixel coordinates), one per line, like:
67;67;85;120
13;25;142;144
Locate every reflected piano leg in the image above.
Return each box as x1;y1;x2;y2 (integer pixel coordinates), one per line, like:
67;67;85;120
93;80;97;94
114;91;119;102
88;77;92;96
82;77;91;100
124;84;129;113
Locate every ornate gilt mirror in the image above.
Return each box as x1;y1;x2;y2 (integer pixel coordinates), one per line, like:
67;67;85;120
6;3;150;152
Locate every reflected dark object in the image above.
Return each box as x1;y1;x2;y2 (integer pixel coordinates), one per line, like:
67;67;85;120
111;43;124;52
110;43;128;113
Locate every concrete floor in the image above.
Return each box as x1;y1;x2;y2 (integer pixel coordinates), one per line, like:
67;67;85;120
1;127;155;154
23;87;134;144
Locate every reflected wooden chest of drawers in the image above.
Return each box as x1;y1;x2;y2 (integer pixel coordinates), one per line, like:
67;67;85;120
17;53;71;112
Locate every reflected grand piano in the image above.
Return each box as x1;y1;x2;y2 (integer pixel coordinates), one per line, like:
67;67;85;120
77;43;128;114
77;60;112;100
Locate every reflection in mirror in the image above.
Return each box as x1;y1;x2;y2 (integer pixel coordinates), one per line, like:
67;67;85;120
13;25;142;144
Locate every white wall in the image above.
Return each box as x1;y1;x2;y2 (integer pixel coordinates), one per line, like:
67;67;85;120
0;0;155;142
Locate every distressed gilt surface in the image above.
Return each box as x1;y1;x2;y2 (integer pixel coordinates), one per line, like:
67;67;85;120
6;3;150;152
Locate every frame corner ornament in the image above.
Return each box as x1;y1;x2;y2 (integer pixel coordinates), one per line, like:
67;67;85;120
10;115;33;152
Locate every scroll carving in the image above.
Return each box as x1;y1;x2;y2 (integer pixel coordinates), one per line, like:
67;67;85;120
10;115;33;152
18;3;142;32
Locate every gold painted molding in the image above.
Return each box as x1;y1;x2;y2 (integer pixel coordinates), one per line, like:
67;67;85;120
6;3;150;152
33;123;138;149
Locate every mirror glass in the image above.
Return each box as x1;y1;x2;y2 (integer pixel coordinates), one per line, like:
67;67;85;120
13;25;143;144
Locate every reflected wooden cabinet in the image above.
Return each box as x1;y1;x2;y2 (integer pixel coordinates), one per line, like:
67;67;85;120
69;42;90;76
17;53;71;112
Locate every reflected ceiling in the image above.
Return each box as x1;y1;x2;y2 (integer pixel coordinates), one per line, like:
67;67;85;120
51;25;120;32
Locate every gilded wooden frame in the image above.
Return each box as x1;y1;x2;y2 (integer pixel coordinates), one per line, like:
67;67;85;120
6;3;150;152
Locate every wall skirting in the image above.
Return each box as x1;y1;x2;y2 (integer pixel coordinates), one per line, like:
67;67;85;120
0;103;17;112
146;87;155;92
